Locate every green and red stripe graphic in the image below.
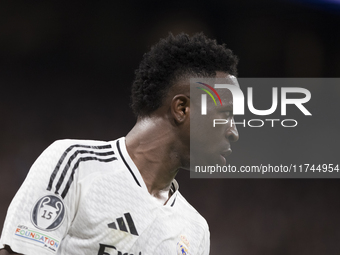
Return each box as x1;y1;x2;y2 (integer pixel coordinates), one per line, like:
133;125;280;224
196;82;223;106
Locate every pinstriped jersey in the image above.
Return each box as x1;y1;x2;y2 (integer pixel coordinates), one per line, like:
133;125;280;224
0;137;210;255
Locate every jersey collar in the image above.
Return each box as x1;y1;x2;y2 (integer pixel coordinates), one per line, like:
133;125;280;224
114;137;179;206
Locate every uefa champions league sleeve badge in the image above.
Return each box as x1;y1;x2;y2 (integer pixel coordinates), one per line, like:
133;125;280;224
31;195;66;231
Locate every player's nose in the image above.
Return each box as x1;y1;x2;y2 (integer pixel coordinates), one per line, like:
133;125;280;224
226;121;239;142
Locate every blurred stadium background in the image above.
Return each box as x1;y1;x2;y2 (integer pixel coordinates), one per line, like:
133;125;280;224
1;0;340;254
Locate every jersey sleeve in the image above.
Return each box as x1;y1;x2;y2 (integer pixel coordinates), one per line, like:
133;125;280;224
0;140;81;255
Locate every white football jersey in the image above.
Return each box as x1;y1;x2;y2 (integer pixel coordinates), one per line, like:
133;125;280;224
0;137;210;255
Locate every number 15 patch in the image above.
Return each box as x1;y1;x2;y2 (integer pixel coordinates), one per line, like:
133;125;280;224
31;195;66;231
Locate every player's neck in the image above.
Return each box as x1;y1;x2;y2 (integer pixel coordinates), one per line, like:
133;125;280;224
125;117;183;202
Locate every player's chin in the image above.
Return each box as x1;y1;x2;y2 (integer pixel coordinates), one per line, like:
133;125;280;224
190;154;225;168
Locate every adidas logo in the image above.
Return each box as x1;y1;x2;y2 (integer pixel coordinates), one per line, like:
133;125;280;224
108;213;139;236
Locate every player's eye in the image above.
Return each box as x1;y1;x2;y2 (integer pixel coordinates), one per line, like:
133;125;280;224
225;111;231;117
217;106;233;117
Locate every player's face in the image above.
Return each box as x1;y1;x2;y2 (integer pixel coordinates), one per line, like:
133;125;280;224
189;72;239;167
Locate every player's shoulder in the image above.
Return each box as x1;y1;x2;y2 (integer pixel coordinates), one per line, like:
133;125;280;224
175;191;209;230
49;138;114;150
35;138;122;197
36;138;120;174
43;138;118;157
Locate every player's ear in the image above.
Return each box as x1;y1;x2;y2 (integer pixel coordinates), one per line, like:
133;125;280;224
171;94;190;124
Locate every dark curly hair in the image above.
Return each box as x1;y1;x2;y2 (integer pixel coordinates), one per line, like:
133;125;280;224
131;32;238;117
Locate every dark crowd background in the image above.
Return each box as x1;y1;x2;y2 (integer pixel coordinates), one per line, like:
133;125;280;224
1;0;340;254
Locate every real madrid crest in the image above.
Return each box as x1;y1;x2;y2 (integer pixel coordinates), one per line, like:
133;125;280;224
31;195;65;231
177;234;190;255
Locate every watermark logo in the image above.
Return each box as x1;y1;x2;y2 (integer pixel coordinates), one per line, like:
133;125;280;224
207;86;312;116
195;77;312;128
190;78;338;179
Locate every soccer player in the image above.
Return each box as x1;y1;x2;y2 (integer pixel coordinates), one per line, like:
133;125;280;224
0;33;239;255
